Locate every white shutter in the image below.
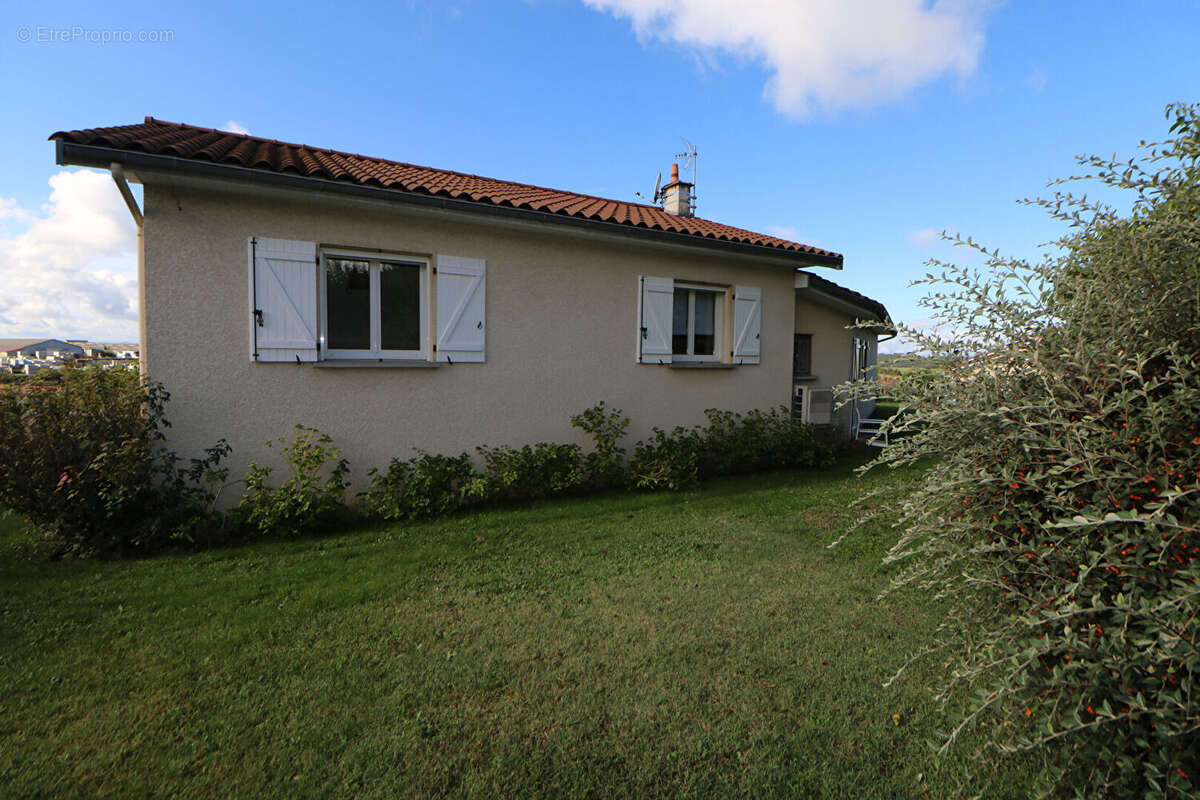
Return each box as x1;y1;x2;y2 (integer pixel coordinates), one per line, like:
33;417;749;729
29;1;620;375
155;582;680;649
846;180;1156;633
436;255;485;363
732;285;762;364
851;335;872;380
638;276;673;363
249;237;318;362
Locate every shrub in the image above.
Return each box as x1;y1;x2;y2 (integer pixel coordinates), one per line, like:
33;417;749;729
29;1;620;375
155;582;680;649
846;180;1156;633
362;451;476;521
630;407;827;490
855;104;1200;797
236;425;350;536
571;401;631;489
698;407;826;477
0;366;229;555
341;403;827;523
628;425;703;490
467;442;585;503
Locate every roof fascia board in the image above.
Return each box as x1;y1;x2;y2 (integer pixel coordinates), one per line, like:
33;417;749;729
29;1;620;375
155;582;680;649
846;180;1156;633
58;141;843;270
797;284;886;322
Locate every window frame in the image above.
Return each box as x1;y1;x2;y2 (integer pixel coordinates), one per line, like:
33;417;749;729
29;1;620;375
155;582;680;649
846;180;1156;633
319;247;429;360
671;282;727;362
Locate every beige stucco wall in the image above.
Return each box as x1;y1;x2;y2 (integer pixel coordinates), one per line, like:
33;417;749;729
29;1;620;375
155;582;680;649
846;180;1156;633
794;294;855;388
793;293;877;431
141;179;807;488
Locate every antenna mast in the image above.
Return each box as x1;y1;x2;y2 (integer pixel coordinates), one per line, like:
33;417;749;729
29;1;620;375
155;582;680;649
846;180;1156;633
674;139;698;215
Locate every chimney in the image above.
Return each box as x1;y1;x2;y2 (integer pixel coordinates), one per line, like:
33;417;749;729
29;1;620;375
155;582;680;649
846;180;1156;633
661;162;694;217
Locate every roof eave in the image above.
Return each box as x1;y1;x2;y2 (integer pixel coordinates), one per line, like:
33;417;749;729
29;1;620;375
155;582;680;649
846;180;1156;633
795;272;892;326
55;141;843;270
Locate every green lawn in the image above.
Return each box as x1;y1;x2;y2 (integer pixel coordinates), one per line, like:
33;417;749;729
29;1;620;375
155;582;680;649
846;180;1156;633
0;454;1032;799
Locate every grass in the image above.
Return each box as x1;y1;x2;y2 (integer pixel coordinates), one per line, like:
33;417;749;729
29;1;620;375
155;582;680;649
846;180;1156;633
0;454;1032;798
871;400;901;420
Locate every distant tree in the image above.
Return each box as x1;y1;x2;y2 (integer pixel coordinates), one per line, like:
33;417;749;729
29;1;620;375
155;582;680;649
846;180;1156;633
850;104;1200;797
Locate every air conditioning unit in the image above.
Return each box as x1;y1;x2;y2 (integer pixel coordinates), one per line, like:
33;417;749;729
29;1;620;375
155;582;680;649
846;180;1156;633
807;388;833;425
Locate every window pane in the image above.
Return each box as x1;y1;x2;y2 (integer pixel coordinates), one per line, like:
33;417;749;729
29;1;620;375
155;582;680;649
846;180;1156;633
693;291;715;355
672;289;689;355
794;334;812;376
326;259;370;350
379;261;421;351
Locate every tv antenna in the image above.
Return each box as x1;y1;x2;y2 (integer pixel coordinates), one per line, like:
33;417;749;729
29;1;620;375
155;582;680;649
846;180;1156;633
675;139;698;214
634;140;698;209
675;138;697;188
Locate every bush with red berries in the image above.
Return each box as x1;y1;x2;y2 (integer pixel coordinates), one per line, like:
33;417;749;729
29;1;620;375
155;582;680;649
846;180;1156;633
856;105;1200;797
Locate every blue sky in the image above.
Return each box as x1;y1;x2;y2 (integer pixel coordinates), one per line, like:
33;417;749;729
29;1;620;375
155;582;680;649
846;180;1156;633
1;0;1197;348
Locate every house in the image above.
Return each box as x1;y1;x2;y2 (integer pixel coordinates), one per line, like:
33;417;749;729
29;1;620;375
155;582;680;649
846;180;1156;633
792;273;893;429
50;118;891;486
0;338;85;366
65;340;137;360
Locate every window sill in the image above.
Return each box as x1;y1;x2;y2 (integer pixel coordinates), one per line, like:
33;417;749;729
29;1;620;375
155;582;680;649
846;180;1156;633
313;359;439;369
668;362;738;370
793;374;819;382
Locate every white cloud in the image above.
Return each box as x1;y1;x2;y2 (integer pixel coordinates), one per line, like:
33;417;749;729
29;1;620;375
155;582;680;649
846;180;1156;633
582;0;991;117
0;197;30;222
765;224;824;249
0;170;138;340
765;223;799;240
222;120;250;135
907;227;940;248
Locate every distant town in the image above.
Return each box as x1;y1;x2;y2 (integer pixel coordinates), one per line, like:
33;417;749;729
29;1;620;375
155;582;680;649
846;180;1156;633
0;338;139;375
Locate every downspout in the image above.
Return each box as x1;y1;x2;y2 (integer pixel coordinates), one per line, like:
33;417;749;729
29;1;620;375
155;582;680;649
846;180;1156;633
110;162;143;227
110;163;146;373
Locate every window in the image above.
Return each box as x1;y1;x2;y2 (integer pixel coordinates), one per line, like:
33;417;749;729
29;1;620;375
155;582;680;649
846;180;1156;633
671;285;725;360
250;237;484;364
638;276;758;365
793;334;812;377
321;250;427;359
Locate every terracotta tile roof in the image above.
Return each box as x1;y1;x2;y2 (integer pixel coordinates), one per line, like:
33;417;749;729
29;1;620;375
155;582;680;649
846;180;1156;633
51;117;840;262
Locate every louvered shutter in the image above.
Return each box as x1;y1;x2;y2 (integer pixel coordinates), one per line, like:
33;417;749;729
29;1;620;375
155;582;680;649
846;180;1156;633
638;276;673;363
436;255;485;363
732;285;762;364
851;335;872;380
249;237;318;362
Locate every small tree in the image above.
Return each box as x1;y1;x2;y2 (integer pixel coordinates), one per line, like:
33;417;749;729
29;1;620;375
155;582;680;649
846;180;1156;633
851;104;1200;797
0;366;229;554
